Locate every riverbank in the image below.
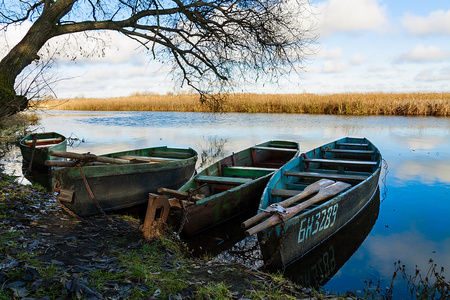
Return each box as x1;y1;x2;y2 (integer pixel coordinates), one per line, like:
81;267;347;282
41;92;450;116
0;173;324;299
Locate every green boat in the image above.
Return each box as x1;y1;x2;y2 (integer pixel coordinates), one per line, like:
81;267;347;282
19;132;67;170
160;140;299;236
53;146;197;216
243;137;381;269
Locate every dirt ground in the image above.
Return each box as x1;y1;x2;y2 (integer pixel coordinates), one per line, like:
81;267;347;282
0;173;324;299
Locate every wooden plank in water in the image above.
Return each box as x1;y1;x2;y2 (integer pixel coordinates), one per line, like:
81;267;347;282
284;171;368;181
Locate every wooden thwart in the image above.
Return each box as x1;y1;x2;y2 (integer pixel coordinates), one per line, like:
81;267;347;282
25;137;63;145
284;171;369;181
251;146;298;153
325;149;374;154
336;142;369;147
195;175;253;185
241;179;335;229
303;158;377;167
271;189;301;198
245;181;351;236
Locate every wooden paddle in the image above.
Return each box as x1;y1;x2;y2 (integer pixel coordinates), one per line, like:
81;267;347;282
157;187;204;202
241;178;335;229
244;181;351;237
49;150;132;165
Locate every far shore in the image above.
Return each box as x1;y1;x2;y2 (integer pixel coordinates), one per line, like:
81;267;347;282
40;92;450;116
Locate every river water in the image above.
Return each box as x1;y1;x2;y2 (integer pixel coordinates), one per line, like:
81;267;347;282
3;110;450;298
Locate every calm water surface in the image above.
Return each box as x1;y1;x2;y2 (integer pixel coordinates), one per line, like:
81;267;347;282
3;110;450;298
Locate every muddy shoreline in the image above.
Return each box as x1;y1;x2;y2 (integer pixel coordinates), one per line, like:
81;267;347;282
0;171;323;299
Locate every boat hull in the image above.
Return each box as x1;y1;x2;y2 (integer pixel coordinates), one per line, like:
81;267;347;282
182;173;272;236
19;132;67;170
258;137;382;268
283;188;380;287
54;147;197;216
175;140;299;236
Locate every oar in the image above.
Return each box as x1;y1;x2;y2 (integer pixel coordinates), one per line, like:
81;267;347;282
241;179;335;229
49;150;132;165
157;187;203;202
245;181;351;237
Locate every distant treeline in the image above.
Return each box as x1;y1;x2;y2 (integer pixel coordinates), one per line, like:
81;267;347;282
42;92;450;116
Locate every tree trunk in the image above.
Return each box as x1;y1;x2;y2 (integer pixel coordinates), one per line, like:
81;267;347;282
0;0;76;118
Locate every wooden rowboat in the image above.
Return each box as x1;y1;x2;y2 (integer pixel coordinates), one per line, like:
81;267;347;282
51;146;197;216
283;188;380;287
19;132;67;169
159;141;299;236
243;137;382;269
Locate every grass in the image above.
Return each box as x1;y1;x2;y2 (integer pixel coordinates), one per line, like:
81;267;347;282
40;92;450;116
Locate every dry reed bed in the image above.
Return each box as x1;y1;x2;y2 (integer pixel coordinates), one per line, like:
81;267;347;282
43;93;450;116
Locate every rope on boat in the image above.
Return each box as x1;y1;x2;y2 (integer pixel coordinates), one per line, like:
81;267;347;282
52;164;142;236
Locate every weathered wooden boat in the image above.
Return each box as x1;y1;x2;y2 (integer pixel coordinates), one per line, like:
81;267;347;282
51;146;197;216
159;141;299;236
19;132;67;169
243;137;381;269
283;188;380;287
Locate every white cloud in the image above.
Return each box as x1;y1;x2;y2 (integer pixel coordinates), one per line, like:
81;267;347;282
351;54;366;65
321;60;349;73
315;0;388;36
0;22;33;59
1;21;150;65
402;10;450;36
395;45;450;63
414;67;450;82
315;46;343;59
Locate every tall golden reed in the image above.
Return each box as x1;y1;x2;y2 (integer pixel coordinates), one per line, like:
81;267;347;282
42;92;450;116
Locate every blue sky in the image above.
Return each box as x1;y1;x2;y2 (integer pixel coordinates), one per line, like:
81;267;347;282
1;0;450;98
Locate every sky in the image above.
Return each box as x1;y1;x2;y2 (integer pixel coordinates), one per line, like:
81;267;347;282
1;0;450;98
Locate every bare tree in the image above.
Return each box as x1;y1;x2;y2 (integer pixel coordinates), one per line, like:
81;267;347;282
0;0;316;118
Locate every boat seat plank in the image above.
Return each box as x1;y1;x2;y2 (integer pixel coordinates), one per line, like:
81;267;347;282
303;158;377;167
325;149;374;154
271;189;301;198
224;166;278;172
284;171;369;181
25;137;64;145
336;142;369;147
195;175;253;185
251;146;298;153
222;166;277;177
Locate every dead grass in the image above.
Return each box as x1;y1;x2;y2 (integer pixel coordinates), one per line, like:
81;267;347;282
40;92;450;116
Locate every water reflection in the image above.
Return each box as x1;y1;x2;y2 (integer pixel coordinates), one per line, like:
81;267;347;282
185;188;381;289
283;189;380;288
21;161;54;191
